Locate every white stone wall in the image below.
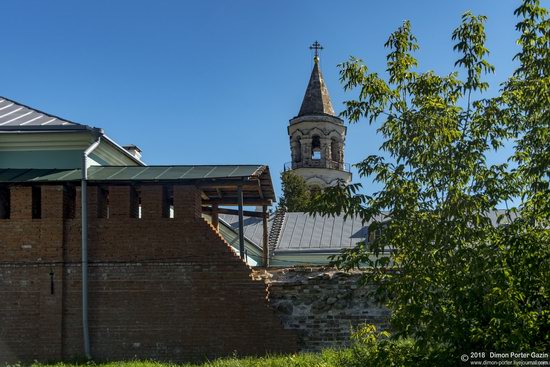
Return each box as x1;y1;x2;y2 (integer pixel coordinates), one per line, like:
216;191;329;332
287;116;351;188
292;167;352;187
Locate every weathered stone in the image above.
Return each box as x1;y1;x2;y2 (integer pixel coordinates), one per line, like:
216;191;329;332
259;267;390;352
276;301;294;315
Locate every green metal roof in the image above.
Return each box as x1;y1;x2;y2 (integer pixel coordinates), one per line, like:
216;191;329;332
0;165;265;183
0;165;276;205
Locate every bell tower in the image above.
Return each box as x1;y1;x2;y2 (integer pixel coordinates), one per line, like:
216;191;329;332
286;42;351;188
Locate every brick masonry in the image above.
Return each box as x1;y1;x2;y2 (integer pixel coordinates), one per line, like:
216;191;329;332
0;184;297;363
256;267;390;352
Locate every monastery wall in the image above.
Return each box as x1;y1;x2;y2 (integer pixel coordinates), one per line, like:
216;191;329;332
0;184;296;363
257;267;390;352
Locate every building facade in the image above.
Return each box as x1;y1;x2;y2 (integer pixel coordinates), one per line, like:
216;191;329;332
0;97;142;169
0;97;296;363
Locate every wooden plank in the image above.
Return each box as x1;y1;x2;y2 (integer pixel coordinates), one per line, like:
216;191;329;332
202;206;266;218
203;198;272;206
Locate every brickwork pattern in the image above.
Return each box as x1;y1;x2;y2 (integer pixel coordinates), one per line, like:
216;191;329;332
0;184;297;363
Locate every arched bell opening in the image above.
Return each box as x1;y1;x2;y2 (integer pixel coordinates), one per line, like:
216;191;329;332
311;135;321;160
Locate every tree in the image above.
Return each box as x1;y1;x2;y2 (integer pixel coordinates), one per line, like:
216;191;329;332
310;0;549;357
279;171;312;212
505;1;550;220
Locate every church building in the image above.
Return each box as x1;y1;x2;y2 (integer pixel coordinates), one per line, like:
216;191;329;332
0;43;388;363
221;43;373;267
286;42;352;188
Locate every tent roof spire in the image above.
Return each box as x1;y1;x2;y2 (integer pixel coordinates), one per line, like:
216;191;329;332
297;41;336;117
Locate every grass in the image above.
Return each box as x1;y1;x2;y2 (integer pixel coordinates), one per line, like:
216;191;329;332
14;351;341;367
9;329;432;367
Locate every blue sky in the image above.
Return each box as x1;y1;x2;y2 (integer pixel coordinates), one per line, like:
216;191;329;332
1;1;539;199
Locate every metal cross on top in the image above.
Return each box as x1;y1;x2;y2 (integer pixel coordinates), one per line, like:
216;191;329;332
309;41;323;57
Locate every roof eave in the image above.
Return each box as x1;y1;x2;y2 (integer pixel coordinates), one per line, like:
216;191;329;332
0;125;97;132
274;249;345;255
101;134;145;166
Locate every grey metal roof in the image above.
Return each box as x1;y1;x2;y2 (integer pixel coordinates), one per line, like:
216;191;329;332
220;210;518;255
221;211;380;252
219;213;274;246
277;212;373;252
277;211;517;251
487;209;518;226
0;97;89;130
218;218;263;251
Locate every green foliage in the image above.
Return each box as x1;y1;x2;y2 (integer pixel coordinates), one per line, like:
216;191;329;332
505;1;550;220
310;0;550;357
279;171;313;212
333;324;446;367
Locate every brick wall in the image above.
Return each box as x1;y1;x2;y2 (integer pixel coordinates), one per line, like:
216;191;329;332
0;184;297;363
257;267;390;352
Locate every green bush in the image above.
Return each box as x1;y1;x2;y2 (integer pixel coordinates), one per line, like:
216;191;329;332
327;325;423;367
